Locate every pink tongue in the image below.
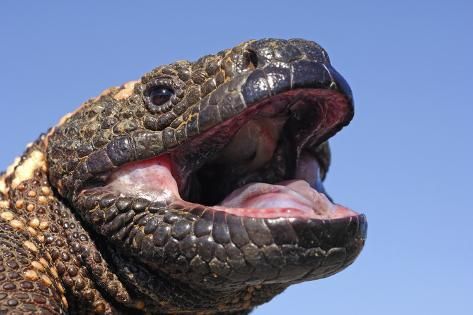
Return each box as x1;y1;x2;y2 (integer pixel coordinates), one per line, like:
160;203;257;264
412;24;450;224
216;180;356;219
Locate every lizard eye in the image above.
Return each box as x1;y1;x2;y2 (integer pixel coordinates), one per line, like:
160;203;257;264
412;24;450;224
144;85;175;113
149;86;174;106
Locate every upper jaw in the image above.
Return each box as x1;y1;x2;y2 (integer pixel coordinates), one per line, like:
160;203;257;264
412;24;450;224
80;58;356;219
65;55;353;202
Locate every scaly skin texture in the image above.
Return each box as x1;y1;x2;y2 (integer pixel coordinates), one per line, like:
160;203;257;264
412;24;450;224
0;39;366;314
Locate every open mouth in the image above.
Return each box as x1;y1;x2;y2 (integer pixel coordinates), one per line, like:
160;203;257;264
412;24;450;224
101;88;357;220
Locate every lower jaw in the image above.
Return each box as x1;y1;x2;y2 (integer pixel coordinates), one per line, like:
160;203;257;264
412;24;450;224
76;172;367;289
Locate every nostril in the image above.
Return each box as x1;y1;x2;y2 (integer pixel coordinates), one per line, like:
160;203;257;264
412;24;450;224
244;49;258;69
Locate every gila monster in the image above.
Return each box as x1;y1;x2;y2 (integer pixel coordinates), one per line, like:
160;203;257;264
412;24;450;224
0;38;366;314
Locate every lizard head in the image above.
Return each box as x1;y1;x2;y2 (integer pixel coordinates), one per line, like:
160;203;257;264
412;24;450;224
46;38;366;312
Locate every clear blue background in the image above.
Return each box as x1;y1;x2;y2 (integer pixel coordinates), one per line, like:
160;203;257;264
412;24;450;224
1;1;472;314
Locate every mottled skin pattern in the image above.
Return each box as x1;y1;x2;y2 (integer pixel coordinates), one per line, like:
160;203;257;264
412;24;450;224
0;39;366;314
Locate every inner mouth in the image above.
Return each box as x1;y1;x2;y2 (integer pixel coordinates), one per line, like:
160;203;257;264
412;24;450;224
101;89;358;220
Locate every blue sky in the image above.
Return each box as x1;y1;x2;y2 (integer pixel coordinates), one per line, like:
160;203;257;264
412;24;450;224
1;1;472;314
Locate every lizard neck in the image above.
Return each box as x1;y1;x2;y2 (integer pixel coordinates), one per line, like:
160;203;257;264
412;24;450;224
0;137;144;313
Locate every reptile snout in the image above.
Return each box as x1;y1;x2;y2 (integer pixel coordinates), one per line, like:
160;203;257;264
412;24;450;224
240;39;352;108
247;38;330;66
